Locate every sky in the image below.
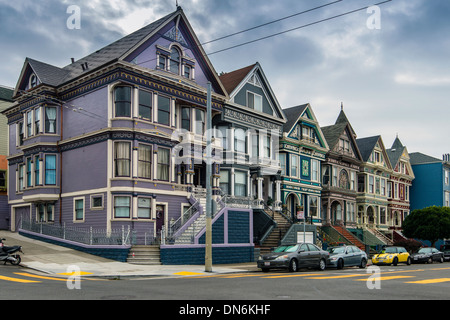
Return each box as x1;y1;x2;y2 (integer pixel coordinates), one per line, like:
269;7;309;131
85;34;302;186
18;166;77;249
0;0;449;160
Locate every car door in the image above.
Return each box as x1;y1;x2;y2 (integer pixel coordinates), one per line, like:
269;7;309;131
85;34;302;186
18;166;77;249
307;243;321;267
348;246;360;266
343;246;355;266
397;247;408;263
431;248;440;261
297;244;310;266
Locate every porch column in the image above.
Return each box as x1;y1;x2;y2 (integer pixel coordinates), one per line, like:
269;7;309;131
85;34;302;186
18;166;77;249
275;180;282;208
257;177;264;201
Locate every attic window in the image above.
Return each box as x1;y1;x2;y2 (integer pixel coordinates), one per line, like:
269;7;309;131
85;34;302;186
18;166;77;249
30;74;38;88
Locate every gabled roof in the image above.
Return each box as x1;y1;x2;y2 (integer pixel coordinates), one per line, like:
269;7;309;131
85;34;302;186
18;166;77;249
282;104;309;133
219;62;286;121
386;137;406;168
356;136;382;162
14;7;227;97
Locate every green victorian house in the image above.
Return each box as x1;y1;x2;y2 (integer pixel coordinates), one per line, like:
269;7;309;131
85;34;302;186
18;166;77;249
279;104;329;225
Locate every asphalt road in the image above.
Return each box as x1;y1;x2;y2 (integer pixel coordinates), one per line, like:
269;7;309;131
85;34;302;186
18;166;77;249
1;262;449;303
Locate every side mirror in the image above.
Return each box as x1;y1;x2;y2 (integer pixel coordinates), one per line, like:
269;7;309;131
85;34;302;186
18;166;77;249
298;249;305;253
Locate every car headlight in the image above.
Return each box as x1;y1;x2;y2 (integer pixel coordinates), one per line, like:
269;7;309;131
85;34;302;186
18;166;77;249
330;257;338;261
275;255;288;261
258;256;263;261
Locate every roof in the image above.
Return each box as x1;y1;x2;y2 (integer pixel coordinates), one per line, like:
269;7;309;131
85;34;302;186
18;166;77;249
356;136;381;162
0;86;13;102
219;64;257;94
386;137;405;168
409;152;442;165
282;104;309;133
321;121;347;149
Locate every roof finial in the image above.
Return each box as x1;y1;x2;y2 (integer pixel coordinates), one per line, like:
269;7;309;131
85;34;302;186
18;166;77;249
341;102;343;111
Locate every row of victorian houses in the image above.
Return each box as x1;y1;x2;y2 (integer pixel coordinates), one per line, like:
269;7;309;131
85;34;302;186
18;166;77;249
0;7;448;263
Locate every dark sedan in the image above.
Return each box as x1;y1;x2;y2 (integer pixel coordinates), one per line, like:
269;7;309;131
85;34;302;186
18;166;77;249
411;247;444;264
440;244;450;261
257;243;329;272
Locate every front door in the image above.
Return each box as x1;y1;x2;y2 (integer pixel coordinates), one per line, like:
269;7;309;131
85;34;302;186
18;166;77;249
156;205;165;237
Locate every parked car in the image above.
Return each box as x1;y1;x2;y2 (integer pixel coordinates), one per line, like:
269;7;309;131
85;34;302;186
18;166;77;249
411;247;444;264
440;244;450;261
371;246;411;266
327;245;368;269
257;243;329;272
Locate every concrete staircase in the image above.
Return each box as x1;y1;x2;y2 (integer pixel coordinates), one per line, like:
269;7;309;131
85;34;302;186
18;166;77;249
127;245;161;265
259;210;292;254
332;225;366;251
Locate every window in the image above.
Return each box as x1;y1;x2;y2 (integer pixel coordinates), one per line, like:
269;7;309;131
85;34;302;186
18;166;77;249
26;158;32;188
138;144;152;179
157;95;171;126
247;92;262;112
27;111;33;137
139;90;152;120
234;171;247;197
309;196;318;217
311;160;319;182
114;142;131;177
114;196;130;218
170;47;180;74
37;203;54;222
35;108;40;135
184;65;191;79
138;197;151;219
34;156;40;185
218;126;228;150
74;198;84;221
368;175;374;193
302;159;310;177
18;121;24;146
263;135;271;158
114;86;132;118
30;74;38;88
380;207;386;224
195;109;205;135
358;175;365;192
157;148;170;181
251;132;259;158
0;171;6;188
350;171;356;190
339;170;349;189
91;195;103;209
18;164;24;192
446;170;449;185
279;153;286;175
45;155;56;185
219;170;229;195
381;179;386;196
181;107;191;131
234;128;246;153
158;55;167;70
45;106;57;133
291;155;298;177
322;166;330;185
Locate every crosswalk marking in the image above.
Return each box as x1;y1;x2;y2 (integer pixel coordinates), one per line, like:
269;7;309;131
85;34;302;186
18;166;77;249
0;275;41;283
405;278;450;284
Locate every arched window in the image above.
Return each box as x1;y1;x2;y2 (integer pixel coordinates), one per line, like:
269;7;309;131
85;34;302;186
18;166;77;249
339;169;350;189
169;47;180;74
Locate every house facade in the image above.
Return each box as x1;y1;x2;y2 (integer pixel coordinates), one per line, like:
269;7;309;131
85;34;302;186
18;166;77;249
320;108;362;228
356;136;392;232
386;137;414;230
410;152;450;211
279;104;329;225
0;86;14;230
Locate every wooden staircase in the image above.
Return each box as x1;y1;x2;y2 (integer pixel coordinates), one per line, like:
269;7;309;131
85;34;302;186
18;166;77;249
332;225;366;251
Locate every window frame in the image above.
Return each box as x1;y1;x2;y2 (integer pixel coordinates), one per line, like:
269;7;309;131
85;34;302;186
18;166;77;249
138;89;152;121
114;196;131;219
114;141;131;178
157;147;170;182
138;143;152;180
73;197;85;222
157;95;171;126
90;194;104;210
44;106;57;134
137;197;152;219
114;85;132;118
44;154;57;186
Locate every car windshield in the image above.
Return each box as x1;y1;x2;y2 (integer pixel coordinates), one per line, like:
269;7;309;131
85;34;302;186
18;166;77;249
273;245;299;253
327;247;346;254
380;247;397;254
418;248;431;253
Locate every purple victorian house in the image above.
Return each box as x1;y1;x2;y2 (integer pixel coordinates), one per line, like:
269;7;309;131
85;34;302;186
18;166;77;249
3;7;256;264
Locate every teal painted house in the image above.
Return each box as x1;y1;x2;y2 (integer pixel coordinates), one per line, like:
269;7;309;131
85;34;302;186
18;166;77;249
279;104;329;224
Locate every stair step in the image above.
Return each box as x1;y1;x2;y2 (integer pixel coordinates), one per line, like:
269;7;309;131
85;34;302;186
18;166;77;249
127;245;161;265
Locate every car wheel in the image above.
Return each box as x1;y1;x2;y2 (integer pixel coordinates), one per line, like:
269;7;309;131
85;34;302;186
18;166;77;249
318;258;326;271
427;257;433;264
359;258;367;268
393;257;398;266
440;256;444;263
406;257;411;265
289;259;298;272
337;259;344;270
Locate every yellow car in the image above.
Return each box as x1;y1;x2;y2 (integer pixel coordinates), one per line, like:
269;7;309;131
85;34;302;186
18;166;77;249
372;246;411;266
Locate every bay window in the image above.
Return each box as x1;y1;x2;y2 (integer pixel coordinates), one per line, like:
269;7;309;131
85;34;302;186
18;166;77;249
45;155;56;185
114;196;130;218
139;90;152;120
114;142;131;177
157;95;171;126
138;144;152;179
157;148;170;181
45;106;57;133
114;86;132;118
234;171;247;197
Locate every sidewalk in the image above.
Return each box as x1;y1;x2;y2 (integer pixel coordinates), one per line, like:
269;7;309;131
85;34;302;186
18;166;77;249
0;231;258;278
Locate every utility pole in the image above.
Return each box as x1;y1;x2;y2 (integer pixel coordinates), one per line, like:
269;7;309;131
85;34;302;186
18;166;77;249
205;82;213;272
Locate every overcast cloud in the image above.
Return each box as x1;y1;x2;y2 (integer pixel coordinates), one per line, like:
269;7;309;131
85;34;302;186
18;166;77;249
0;0;448;159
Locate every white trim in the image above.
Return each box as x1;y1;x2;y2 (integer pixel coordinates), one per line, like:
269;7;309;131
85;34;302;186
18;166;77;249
73;196;85;223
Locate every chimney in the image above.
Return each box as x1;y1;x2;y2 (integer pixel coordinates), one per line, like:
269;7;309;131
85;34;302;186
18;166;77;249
71;58;75;63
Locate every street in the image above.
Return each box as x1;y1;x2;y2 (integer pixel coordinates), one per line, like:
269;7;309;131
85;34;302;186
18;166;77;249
1;262;449;302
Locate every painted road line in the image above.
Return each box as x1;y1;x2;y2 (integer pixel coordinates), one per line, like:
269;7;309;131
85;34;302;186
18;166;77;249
14;272;76;282
405;278;450;284
0;275;41;283
57;271;93;276
263;273;325;279
354;275;415;281
305;274;371;280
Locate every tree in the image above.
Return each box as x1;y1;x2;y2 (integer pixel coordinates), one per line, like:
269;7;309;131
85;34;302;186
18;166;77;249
402;206;450;248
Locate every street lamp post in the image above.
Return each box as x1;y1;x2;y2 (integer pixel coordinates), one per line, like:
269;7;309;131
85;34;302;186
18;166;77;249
205;82;213;272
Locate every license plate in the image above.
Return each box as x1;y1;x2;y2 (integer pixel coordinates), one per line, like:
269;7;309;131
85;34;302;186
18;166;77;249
264;262;270;266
